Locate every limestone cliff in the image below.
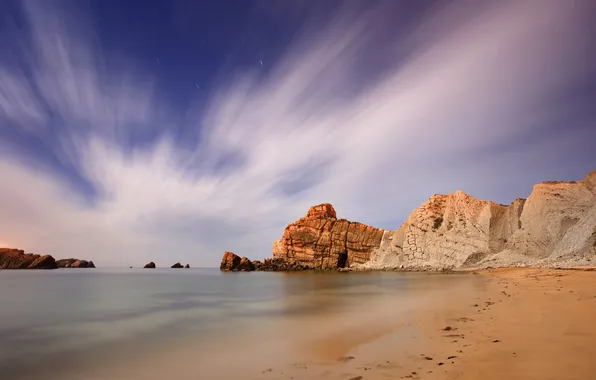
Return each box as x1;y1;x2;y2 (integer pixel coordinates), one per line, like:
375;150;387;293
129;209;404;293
271;204;385;269
364;170;596;269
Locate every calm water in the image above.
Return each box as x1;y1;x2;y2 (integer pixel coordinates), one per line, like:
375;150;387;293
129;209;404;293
0;268;483;380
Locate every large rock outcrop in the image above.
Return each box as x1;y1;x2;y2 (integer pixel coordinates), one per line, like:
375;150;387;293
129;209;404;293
0;248;58;269
364;170;596;269
272;203;385;269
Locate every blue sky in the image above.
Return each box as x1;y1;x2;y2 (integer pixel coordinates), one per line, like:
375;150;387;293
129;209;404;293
1;0;595;267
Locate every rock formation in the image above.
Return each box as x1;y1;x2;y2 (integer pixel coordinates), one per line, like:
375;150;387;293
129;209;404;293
144;262;156;268
271;203;385;269
184;264;190;268
0;248;59;269
171;262;183;268
0;248;56;269
220;170;596;271
56;258;96;268
364;170;596;269
220;251;241;271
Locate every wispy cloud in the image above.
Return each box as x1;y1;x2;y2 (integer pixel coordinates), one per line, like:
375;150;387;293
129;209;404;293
0;1;595;266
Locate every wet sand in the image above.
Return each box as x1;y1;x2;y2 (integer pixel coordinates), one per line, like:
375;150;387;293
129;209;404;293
286;268;596;380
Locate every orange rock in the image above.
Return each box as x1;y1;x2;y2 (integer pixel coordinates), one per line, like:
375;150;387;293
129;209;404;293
271;204;384;269
220;251;241;271
0;248;57;269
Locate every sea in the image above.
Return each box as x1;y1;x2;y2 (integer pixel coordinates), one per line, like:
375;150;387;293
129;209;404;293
0;268;486;380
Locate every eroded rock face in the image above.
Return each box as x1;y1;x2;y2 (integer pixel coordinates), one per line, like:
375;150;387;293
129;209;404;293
0;248;58;269
364;171;596;269
272;203;385;269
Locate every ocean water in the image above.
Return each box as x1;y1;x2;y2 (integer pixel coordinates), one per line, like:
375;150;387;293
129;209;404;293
0;268;484;380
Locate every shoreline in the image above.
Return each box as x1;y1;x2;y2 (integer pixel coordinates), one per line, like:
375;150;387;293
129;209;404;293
301;267;596;380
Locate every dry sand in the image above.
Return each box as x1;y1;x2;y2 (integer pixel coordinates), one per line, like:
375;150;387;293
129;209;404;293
250;268;596;380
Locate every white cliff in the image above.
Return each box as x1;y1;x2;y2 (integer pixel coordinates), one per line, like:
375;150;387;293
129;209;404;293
360;170;596;269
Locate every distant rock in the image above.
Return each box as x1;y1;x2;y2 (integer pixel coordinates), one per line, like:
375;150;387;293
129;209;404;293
29;255;58;269
237;257;254;271
184;264;190;268
56;258;96;268
0;248;57;269
220;251;241;271
171;262;183;268
144;262;156;268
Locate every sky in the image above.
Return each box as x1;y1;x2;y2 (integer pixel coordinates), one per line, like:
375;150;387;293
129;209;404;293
0;0;595;267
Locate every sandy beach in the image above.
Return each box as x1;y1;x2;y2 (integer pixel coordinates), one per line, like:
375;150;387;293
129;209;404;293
290;268;596;380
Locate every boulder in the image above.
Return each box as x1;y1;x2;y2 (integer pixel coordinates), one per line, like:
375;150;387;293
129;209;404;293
171;262;183;268
220;251;241;271
144;262;156;268
237;257;255;271
184;264;190;268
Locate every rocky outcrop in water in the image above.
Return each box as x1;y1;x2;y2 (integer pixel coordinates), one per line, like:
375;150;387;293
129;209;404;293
184;264;190;268
220;252;258;271
271;203;385;269
144;262;156;268
0;248;58;269
1;248;97;269
56;258;96;268
171;262;183;268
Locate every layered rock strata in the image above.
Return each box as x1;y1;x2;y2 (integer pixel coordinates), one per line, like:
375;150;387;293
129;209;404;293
220;170;596;271
365;170;596;269
271;204;385;269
